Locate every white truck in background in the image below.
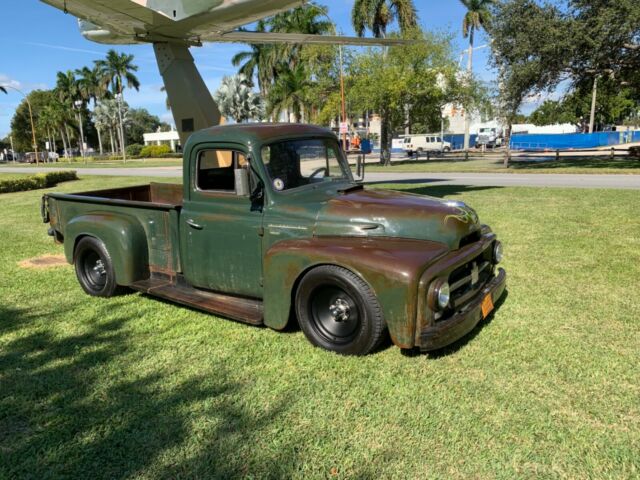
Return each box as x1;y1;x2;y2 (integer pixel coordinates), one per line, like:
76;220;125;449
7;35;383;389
403;134;452;156
475;127;504;149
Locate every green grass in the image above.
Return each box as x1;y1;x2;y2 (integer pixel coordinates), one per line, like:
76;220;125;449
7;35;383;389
365;155;640;174
1;176;639;478
0;173;31;180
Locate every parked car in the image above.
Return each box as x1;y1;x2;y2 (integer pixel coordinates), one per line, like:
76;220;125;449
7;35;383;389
403;134;452;156
41;124;506;356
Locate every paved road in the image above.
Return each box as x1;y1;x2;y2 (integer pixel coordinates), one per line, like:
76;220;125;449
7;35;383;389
2;166;640;189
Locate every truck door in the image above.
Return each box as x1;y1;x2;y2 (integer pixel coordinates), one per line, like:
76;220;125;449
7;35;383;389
180;146;263;298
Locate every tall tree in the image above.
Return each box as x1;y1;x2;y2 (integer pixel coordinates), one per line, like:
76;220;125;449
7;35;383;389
77;65;109;154
95;50;140;158
352;0;418;38
352;0;418;161
214;74;265;123
55;70;81;156
267;65;311;123
460;0;494;150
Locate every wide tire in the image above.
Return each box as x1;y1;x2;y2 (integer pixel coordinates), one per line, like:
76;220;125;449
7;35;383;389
295;265;386;356
74;237;123;297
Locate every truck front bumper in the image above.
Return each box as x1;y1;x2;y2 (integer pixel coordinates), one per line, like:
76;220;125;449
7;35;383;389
420;268;507;352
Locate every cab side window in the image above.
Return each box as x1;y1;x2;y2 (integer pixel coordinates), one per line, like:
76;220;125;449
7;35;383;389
197;149;246;192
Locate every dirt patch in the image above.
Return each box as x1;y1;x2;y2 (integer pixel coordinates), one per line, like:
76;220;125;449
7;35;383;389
19;254;68;269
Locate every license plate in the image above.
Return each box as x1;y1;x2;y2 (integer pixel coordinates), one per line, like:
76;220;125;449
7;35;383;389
481;294;494;319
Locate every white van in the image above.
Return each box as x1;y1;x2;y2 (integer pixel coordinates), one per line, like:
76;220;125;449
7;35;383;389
403;135;451;156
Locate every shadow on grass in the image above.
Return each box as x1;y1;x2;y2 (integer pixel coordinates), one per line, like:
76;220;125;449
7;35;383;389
383;183;504;198
426;290;510;359
0;303;293;478
510;155;640;171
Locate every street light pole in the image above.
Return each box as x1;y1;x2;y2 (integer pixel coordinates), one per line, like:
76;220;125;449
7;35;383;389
1;84;39;164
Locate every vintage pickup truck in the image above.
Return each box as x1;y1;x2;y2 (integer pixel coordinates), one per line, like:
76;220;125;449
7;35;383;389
41;124;506;355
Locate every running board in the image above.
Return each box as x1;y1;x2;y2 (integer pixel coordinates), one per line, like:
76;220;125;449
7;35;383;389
131;275;263;326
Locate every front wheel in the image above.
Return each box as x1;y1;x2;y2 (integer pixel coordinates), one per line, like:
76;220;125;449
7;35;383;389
74;236;124;297
295;265;386;355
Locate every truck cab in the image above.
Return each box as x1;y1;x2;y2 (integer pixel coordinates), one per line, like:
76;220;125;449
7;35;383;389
42;124;506;356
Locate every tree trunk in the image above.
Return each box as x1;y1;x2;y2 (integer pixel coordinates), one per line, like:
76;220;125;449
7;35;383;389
60;128;68;159
463;27;474;151
503;121;512;168
380;109;391;166
109;128;116;155
97;125;104;156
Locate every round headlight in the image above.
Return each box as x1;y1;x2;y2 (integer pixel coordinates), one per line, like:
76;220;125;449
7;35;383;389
436;282;450;309
494;241;504;264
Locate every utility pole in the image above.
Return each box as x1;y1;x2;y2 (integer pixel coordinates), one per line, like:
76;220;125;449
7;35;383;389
339;44;347;152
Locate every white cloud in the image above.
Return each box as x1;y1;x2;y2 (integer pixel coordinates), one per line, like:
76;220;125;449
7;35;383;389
0;74;22;90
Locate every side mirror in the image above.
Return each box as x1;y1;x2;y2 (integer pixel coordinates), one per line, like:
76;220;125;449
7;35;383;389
235;168;250;196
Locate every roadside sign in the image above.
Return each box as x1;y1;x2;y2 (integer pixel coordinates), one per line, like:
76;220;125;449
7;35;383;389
339;122;348;134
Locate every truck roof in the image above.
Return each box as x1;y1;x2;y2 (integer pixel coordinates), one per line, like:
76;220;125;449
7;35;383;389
187;123;336;148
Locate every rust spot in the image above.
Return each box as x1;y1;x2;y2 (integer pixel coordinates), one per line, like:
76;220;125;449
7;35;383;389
19;254;68;269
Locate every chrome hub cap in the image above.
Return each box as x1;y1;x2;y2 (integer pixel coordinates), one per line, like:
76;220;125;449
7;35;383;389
329;298;351;322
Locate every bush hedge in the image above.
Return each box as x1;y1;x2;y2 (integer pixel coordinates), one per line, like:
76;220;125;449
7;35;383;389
139;144;172;157
0;171;78;194
126;144;144;156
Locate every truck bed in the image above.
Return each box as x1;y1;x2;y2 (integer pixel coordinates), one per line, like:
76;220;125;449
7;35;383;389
45;182;184;279
71;182;183;207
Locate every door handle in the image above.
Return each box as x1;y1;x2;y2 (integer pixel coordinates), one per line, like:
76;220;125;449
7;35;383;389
186;219;204;230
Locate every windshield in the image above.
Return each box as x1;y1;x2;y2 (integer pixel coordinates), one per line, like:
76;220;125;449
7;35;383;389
261;138;352;192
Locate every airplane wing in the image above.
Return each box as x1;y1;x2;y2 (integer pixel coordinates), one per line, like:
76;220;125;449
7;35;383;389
213;31;408;46
39;0;406;46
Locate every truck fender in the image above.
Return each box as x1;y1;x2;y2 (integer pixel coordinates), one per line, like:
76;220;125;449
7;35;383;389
263;237;449;348
64;213;149;286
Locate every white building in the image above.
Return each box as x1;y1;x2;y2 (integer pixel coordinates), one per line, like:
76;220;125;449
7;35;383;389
143;128;181;152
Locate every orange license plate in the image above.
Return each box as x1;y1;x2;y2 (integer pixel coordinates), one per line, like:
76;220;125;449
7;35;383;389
481;294;494;319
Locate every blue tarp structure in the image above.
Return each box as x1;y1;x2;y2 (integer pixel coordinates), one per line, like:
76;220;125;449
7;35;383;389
510;130;640;151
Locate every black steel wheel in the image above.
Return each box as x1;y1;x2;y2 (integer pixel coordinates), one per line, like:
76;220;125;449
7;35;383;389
74;236;123;297
295;265;386;355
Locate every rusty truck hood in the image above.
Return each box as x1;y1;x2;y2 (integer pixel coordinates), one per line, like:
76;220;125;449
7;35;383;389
315;187;481;249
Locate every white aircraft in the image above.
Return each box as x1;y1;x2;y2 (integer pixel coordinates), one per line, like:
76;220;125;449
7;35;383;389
40;0;402;144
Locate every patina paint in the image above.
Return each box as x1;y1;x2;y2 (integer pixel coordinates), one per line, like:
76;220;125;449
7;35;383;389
263;236;449;348
44;124;507;352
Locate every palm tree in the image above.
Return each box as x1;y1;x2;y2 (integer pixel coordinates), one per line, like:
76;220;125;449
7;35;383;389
55;70;81;157
95;50;140;159
460;0;494;150
352;0;418;164
214;74;265;123
352;0;418;38
77;65;109;155
267;64;312;123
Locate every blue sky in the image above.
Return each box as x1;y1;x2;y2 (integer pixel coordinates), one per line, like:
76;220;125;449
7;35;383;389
0;0;496;138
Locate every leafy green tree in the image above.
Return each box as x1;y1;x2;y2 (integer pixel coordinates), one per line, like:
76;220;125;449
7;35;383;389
214;74;265;123
126;108;171;145
267;65;311;123
10;90;54;152
347;31;465;164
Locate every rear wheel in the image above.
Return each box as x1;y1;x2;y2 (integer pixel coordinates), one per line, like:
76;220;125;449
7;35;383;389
74;237;123;297
295;265;386;355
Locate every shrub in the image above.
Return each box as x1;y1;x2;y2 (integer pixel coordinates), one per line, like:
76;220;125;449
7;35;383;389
126;144;144;156
139;144;172;157
0;171;78;194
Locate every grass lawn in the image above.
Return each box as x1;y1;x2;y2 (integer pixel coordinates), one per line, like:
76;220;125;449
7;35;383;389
365;155;640;175
1;176;638;478
0;173;33;180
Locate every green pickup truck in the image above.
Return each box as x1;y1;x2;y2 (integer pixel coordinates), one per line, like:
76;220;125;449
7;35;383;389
41;124;506;355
